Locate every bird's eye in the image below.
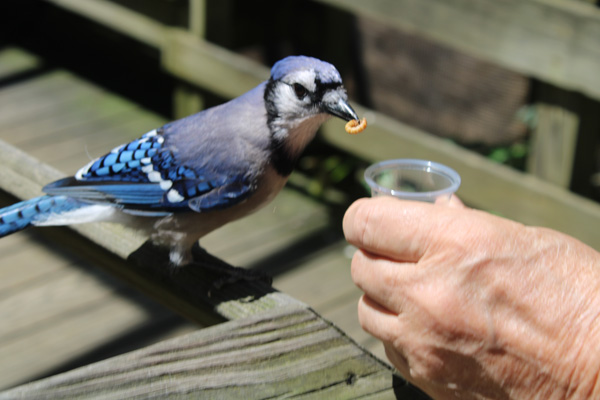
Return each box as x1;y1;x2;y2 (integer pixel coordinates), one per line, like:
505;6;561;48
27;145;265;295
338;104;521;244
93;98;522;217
293;83;308;100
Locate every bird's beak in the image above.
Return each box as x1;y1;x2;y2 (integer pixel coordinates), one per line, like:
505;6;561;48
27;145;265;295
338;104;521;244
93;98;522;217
322;93;359;122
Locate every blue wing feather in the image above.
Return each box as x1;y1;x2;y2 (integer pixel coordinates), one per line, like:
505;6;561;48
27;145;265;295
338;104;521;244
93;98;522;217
44;179;167;205
77;129;163;182
45;128;254;213
188;181;253;211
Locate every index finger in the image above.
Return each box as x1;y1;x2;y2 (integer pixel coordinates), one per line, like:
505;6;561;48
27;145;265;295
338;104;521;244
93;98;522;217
343;197;452;262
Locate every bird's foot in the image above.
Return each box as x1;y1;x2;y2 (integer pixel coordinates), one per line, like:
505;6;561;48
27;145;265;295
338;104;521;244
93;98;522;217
190;244;273;289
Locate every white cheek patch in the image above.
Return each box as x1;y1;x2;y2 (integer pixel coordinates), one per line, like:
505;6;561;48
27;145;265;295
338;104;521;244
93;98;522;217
274;86;308;117
275;69;319;118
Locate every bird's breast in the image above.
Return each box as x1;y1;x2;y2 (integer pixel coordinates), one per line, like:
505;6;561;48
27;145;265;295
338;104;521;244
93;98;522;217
149;164;288;243
236;164;288;216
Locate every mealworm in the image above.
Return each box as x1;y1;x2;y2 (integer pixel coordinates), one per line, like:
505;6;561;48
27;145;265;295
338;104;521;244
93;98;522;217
345;118;367;134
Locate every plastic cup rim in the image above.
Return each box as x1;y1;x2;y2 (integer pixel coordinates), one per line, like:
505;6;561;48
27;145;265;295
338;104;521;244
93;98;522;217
364;158;461;199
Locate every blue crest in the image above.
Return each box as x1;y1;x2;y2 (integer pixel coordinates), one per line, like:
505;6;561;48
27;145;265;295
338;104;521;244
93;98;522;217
270;56;342;84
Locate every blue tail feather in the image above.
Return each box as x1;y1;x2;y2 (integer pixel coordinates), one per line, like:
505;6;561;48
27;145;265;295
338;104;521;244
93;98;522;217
0;195;83;237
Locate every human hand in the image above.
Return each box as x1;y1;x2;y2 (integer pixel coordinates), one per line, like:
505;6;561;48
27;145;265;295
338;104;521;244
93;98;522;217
343;196;600;399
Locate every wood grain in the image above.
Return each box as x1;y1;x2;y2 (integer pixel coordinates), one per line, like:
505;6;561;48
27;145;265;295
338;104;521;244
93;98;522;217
0;306;426;400
527;103;579;187
316;0;600;101
0;48;42;80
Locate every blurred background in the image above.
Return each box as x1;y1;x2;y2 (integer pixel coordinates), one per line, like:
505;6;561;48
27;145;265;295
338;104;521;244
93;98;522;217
2;0;599;205
0;0;599;392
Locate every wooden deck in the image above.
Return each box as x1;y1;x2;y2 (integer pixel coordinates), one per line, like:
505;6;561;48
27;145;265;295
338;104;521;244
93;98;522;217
0;46;387;393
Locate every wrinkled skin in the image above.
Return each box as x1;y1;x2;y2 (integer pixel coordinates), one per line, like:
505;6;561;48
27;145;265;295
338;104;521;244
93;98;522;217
343;196;600;400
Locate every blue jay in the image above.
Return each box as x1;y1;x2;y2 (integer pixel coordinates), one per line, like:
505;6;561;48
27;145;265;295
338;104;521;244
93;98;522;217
0;56;359;266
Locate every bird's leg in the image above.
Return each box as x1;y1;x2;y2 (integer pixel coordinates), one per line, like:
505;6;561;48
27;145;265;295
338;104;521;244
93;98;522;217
129;240;272;289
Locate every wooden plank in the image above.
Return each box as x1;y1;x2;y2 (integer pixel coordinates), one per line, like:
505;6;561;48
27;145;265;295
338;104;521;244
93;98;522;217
0;233;30;259
0;91;139;147
0;69;167;176
162;28;268;99
2;94;136;147
527;103;579;187
172;84;204;119
356;17;530;146
0;265;140;342
188;0;207;37
0;71;154;145
324;293;388;361
26;111;163;169
47;1;267;99
272;241;389;360
0;306;421;399
0;72;92;125
320;108;600;251
0;266;180;390
0;47;42;80
0;69;88;102
47;0;167;47
51;0;600;101
16;107;149;151
315;0;600;101
45;0;268;98
0;233;68;293
0;301;183;390
274;242;357;311
202;189;331;266
173;0;206;119
0;209;199;390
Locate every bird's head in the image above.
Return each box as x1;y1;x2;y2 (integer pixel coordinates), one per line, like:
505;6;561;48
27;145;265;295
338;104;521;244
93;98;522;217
264;56;358;175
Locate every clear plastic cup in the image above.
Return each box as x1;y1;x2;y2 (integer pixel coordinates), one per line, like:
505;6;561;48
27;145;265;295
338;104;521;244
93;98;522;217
364;159;461;204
